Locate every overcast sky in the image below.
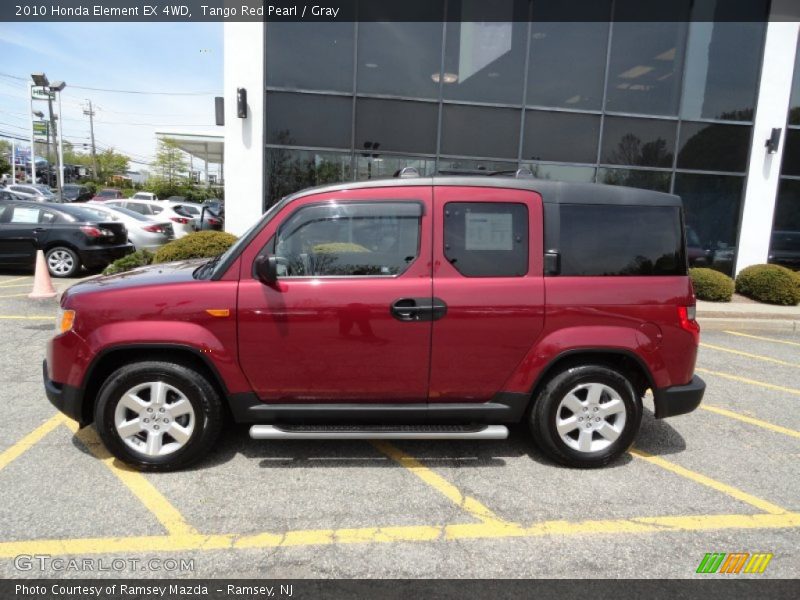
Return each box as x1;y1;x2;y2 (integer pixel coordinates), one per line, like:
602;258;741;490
0;22;223;172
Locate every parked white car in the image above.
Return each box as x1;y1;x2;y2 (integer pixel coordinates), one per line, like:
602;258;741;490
131;191;158;201
102;199;200;238
4;184;56;202
79;204;175;251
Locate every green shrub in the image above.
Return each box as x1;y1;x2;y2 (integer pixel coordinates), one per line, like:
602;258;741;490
312;242;369;254
735;264;800;306
153;231;238;264
689;268;734;302
103;249;154;275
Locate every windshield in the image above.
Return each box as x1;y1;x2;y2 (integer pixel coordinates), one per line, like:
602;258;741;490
34;185;54;195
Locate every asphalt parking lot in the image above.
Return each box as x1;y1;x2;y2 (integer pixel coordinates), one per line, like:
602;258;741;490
0;272;798;579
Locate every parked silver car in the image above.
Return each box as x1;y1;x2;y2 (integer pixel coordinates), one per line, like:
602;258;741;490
102;199;198;238
79;204;174;251
4;184;56;202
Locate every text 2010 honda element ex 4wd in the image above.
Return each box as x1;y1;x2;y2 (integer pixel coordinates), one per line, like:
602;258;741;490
45;175;705;470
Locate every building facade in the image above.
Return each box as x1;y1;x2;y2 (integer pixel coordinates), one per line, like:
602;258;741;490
224;0;800;275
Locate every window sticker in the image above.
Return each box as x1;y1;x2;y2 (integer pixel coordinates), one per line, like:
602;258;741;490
11;207;40;224
465;212;513;251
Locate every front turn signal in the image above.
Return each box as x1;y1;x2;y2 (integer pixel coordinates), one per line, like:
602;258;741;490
56;309;75;334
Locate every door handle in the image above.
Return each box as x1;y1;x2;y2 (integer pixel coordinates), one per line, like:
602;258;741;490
390;298;448;322
32;228;45;233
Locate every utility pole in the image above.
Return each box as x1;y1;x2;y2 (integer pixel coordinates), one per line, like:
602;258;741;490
46;94;57;188
83;100;98;179
29;82;36;184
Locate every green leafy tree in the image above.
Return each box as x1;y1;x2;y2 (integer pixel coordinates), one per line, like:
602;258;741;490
0;140;11;176
152;139;189;185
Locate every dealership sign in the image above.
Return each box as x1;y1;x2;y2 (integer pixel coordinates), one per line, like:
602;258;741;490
31;86;54;101
32;120;49;139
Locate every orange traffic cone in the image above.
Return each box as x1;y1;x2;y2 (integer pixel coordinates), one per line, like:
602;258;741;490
28;249;58;299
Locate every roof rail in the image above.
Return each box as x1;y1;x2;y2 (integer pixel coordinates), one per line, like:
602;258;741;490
394;167;420;178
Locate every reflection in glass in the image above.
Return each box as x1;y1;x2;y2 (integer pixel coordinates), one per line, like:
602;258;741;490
601;117;676;168
770;179;800;269
266;22;354;92
355;99;438;154
266;93;352;149
521;163;596;183
597;168;671;192
681;0;767;121
674;173;744;275
357;19;444;99
677;122;750;173
790;37;800;126
605;1;690;115
443;1;528;104
437;158;517;175
782;129;800;177
266;149;352;206
527;1;611;110
441;105;521;158
356;155;435;180
523;111;600;163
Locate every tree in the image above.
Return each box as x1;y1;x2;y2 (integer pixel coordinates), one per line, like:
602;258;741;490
0;140;10;177
95;148;129;181
152;139;189;184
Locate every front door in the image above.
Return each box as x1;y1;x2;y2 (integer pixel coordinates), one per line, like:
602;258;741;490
0;203;48;268
237;186;433;403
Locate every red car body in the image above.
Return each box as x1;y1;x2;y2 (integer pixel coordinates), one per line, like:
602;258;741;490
45;177;704;468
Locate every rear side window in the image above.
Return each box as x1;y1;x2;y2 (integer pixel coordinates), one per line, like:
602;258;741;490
559;204;685;276
443;202;529;277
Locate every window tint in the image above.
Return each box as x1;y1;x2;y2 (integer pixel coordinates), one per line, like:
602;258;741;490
266;21;355;92
273;202;422;277
677;122;750;172
523;111;600;163
355;98;438;154
266;148;352;206
443;202;528;277
123;202;147;215
559;204;685;276
601;117;676;168
441;105;520;159
267;92;352;149
151;205;164;215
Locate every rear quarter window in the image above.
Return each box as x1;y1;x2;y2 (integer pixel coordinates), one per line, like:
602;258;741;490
558;204;685;276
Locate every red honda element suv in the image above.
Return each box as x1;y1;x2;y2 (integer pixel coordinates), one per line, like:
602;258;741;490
44;175;704;470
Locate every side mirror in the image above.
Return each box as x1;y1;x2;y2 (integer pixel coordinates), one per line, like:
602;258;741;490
254;255;278;285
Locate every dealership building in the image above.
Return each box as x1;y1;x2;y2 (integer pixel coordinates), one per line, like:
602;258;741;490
223;0;800;275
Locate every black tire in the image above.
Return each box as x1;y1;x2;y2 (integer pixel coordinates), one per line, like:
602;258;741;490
529;364;642;468
94;361;223;471
45;246;80;278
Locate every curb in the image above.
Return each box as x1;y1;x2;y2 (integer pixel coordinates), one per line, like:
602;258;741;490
697;317;800;332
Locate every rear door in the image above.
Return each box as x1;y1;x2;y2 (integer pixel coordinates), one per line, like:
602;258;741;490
237;186;434;403
0;204;46;267
429;186;545;401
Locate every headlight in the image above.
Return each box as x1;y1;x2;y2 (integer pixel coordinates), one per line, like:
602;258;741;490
55;308;75;335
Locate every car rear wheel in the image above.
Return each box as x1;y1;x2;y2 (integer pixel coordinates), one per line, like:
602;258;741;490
94;361;223;471
46;246;80;278
529;364;642;468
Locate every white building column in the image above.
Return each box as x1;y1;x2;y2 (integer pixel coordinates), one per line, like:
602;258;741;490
223;21;264;236
735;7;799;274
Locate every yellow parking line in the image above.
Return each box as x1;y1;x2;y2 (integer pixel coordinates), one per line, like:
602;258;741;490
696;367;800;397
701;405;800;440
700;342;800;369
0;276;31;287
0;511;798;558
725;330;800;348
64;421;199;537
0;315;54;320
0;414;65;472
630;449;787;515
0;293;29;299
371;441;515;528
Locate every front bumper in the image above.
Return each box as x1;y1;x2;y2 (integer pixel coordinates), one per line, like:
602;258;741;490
653;375;705;419
78;243;134;269
43;360;85;425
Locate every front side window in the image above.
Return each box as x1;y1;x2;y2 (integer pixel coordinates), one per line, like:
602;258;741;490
272;202;422;277
443;202;529;277
559;204;685;276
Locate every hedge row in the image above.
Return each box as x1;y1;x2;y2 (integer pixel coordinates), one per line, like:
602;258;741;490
103;231;237;275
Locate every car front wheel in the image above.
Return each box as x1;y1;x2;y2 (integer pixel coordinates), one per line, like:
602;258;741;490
94;361;223;471
529;364;642;468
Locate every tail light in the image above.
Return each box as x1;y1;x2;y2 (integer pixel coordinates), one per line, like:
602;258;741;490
80;226;114;238
678;305;700;344
143;224;164;233
170;217;190;224
207;217;220;225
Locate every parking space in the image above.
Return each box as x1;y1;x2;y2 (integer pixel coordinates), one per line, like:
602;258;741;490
0;279;798;578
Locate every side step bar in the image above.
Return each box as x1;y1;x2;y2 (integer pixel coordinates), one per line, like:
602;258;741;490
249;424;509;440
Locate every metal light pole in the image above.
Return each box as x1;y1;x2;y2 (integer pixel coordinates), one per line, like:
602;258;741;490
50;81;66;199
28;82;36;184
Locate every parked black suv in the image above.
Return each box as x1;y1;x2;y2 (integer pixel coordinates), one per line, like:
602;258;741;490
0;201;133;277
62;184;93;203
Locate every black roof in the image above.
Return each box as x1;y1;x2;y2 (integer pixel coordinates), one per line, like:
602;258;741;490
284;176;682;207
